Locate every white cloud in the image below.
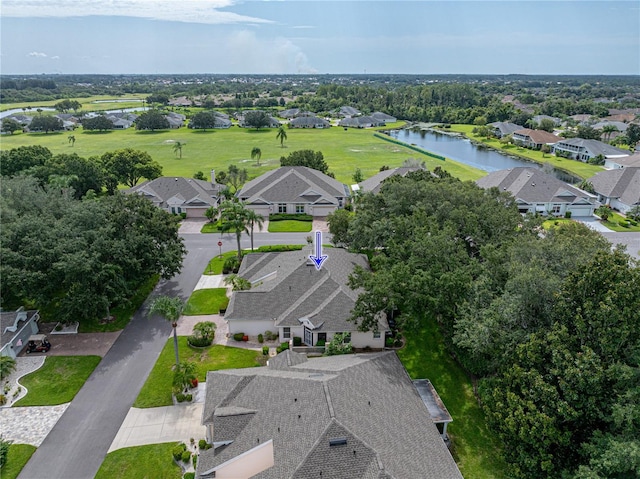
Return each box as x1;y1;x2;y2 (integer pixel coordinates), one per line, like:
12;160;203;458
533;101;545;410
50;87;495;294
292;25;315;29
28;51;48;57
51;56;60;60
2;0;272;25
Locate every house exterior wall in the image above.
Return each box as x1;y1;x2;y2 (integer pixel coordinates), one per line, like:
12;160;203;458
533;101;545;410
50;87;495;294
610;199;631;213
186;207;208;218
0;316;39;359
228;319;276;337
278;326;304;343
246;205;271;218
207;440;274;479
309;205;337;217
350;331;385;349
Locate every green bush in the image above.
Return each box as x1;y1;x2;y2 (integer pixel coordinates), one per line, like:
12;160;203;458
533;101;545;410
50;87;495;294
187;336;212;347
172;443;187;461
198;439;208;450
0;395;6;406
233;332;245;341
293;336;302;346
269;213;312;222
628;219;638;226
255;245;304;253
264;330;277;341
564;211;572;218
0;356;17;380
385;337;394;348
619;220;630;227
276;342;290;354
325;333;353;356
176;393;186;402
316;339;326;347
184;473;195;479
181;450;191;463
185;393;193;402
262;346;269;355
0;436;12;467
192;454;197;468
222;256;241;274
258;334;264;343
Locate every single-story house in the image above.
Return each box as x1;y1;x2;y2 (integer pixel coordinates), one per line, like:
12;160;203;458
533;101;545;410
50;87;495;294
354;166;424;195
279;108;302;119
238;111;281;128
512;129;562;149
5;114;33;126
225;248;388;347
476;167;597;217
532;115;562;126
125;170;225;217
338;116;385;128
198;351;463;479
338;105;361;117
165;116;184;129
605;152;640;170
237;166;350;218
488;121;524;138
552;138;630;163
106;116;134;129
587;167;640;214
1;308;40;359
371;111;397;123
289;116;330;129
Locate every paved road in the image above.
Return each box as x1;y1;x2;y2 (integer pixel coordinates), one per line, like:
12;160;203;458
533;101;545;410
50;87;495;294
18;230;318;479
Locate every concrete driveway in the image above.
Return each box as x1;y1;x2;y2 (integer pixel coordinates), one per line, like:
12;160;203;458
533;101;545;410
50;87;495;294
575;217;613;232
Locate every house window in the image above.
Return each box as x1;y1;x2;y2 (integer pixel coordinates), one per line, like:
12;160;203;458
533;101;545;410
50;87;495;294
283;327;290;339
295;204;305;214
278;204;287;213
552;205;561;214
373;331;381;339
177;207;182;214
343;333;351;344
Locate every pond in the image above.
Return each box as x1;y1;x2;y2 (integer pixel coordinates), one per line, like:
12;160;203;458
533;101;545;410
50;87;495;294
388;128;578;182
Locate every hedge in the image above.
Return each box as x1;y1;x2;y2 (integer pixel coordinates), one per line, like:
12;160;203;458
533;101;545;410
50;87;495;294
254;245;304;253
269;213;313;222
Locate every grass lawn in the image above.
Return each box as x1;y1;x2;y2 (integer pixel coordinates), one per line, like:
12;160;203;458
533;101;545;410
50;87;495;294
183;288;229;315
542;218;573;230
267;220;313;233
95;443;182;479
1;94;150;113
397;317;508;479
200;220;223;233
600;211;640;232
134;338;261;408
204;251;238;274
1;444;37;479
13;356;102;406
0;123;484;185
447;124;605;180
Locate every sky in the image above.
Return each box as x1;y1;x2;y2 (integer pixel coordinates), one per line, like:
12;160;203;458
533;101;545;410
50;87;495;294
1;0;638;75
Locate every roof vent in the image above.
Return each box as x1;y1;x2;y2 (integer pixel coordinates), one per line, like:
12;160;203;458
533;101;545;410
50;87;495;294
329;437;347;447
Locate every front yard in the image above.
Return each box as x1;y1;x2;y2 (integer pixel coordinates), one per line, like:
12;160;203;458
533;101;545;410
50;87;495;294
183;288;229;315
1;444;37;479
267;219;312;233
95;443;182;479
600;211;640;232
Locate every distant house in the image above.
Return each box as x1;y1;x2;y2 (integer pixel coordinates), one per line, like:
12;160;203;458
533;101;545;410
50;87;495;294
512;129;562;149
1;308;40;359
489;121;524;138
106;116;134;129
237;166;350;218
339;116;385;128
532;114;562;126
338;106;361;118
289;115;330;129
588;167;640;214
604;152;640;170
569;114;594;124
238;111;281;128
371;111;397;123
198;350;462;479
125;170;225;217
165;112;186;129
354;166;424;195
168;96;193;107
476;167;597;217
225;248;388;347
552;138;629;163
5;114;33;127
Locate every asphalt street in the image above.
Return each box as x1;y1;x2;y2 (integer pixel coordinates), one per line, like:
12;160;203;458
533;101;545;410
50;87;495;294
18;231;318;479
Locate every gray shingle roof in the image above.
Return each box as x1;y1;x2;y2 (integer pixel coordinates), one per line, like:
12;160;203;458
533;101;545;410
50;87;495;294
489;121;524;136
588;167;640;206
371;112;397;122
338;116;384;128
237;167;349;206
125;177;224;208
358;167;422;194
1;310;38;345
554;138;630;158
199;352;462;479
476;167;594;204
289;116;330;128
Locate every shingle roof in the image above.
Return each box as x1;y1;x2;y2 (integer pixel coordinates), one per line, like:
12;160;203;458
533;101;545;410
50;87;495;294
513;128;562;144
237;166;349;205
358;167;422;194
125;177;224;208
489;121;524;136
1;310;38;345
338;116;383;127
289;116;329;128
371;112;397;122
225;249;384;332
554;138;630;158
339;106;361;117
199;352;463;479
476;167;595;204
588;167;640;206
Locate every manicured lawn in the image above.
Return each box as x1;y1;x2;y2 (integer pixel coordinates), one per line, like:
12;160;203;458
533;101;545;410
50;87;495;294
78;275;159;332
183;288;229;315
95;443;182;479
447;124;606;180
1;94;149;113
13;356;102;406
200;221;223;233
0;123;484;185
267;220;313;233
1;444;37;479
204;250;238;275
542;218;573;230
397;317;508;479
600;211;640;232
134;338;261;408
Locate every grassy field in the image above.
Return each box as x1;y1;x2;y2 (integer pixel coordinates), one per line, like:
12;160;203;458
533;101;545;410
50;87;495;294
0;123;485;185
447;124;605;180
95;443;183;479
1;94;149;113
183;288;229;315
1;444;37;479
398;317;509;479
267;219;312;233
13;356;102;406
134;339;261;408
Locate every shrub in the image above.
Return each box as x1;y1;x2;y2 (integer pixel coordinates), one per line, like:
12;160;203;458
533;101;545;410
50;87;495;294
184;473;195;479
172;443;187;461
181;450;191;463
276;342;290;354
187;336;212;347
180;212;187;219
264;330;277;341
268;213;312;222
258;334;264;343
293;336;302;346
255;245;304;253
316;339;326;347
185;393;193;401
0;395;6;406
619;220;630;227
198;439;208;450
176;393;186;402
0;356;16;380
262;346;269;355
233;332;245;341
222;256;241;274
192;321;216;341
628;219;638;226
564;211;572;218
173;361;197;393
385;337;394;348
324;333;353;356
192;454;198;468
0;436;12;467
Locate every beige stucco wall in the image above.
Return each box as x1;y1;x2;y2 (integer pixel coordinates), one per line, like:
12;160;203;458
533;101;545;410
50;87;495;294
213;440;274;479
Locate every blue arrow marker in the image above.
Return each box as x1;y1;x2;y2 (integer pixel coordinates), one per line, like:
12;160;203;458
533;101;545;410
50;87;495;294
309;231;328;270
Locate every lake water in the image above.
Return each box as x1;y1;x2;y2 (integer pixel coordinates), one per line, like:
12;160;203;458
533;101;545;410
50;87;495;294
388;128;578;182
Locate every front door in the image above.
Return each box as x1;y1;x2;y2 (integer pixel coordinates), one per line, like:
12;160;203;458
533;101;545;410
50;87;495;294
304;327;313;346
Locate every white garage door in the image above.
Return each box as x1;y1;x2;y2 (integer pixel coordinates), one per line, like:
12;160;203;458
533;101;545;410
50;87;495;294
569;206;594;217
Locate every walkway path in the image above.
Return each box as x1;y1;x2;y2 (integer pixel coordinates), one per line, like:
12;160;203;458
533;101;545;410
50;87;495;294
0;405;70;447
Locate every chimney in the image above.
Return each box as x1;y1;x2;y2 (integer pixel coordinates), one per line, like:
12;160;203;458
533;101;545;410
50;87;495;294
211;169;216;184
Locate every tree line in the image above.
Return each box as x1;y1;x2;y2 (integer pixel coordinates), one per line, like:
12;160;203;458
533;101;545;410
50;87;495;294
329;171;639;478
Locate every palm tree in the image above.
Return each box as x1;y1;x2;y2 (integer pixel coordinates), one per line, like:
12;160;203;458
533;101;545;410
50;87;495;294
173;141;184;158
219;200;250;259
276;125;287;148
601;125;619;142
251;147;262;166
245;209;264;251
148;296;184;367
68;135;76;147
